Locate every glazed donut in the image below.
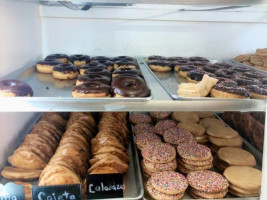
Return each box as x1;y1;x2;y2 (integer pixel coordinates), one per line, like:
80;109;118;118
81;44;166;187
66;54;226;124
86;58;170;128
189;56;209;62
68;54;90;67
112;68;140;78
173;60;194;72
111;75;150;97
147;55;167;62
178;65;196;78
91;60;114;71
76;74;111;86
91;56;113;61
113;56;136;62
80;64;107;75
0;80;33;97
72;82;110;98
236;77;260;86
114;60;138;70
44;54;68;64
36;60;61;74
83;68;111;77
210;84;250;99
147;60;172;72
245;85;267;99
52;64;79;80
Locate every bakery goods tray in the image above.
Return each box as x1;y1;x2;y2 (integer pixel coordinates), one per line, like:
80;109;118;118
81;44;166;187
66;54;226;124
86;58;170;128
0;113;144;200
1;60;152;101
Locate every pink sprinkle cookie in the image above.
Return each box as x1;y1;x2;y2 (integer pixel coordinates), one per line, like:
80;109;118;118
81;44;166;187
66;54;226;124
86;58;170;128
142;143;176;164
129;113;152;125
150;171;188;194
133;123;155;135
146;178;184;200
150;112;172;120
134;132;161;149
177;143;211;161
187;170;229;193
163;127;196;145
143;158;177;172
182;156;213;166
155;120;177;135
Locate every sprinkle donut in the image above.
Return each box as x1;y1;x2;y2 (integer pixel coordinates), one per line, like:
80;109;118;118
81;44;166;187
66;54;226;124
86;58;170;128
129;113;152;125
163;127;196;146
146;179;184;200
141;143;176;164
150;171;188;194
155;120;177;136
187;170;229;193
143;158;177;172
177;143;211;161
133;123;155;135
134;132;161;149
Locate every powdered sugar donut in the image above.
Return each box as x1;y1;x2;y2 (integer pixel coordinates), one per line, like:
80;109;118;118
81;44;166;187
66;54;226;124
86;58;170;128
142;143;176;164
134;132;161;149
133;123;155;135
155;120;177;135
163;127;197;146
187;170;229;193
177;143;211;161
146;178;184;200
150;171;188;194
129;113;152;125
143;158;177;172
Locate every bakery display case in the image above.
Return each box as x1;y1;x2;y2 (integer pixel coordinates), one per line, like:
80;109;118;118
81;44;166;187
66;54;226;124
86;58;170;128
1;0;267;200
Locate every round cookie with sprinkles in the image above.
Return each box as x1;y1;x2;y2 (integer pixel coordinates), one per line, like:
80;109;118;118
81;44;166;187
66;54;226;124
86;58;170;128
129;113;152;125
142;143;176;164
150;171;188;195
134;132;161;150
182;156;213;166
163;127;197;146
146;178;184;200
177;143;211;161
177;160;212;171
141;160;154;177
189;187;228;199
143;158;177;172
155;120;177;136
150;111;172;121
187;170;229;193
133;123;155;135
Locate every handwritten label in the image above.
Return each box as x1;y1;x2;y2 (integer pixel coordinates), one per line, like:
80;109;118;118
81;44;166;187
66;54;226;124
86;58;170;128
0;183;25;200
86;174;123;199
31;184;81;200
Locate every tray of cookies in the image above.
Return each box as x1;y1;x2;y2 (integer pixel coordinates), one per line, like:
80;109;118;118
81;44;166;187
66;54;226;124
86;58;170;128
141;55;267;100
0;55;152;101
129;111;262;200
0;112;144;200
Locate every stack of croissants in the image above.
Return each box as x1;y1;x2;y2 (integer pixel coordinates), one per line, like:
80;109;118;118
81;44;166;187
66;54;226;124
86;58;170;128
1;112;129;200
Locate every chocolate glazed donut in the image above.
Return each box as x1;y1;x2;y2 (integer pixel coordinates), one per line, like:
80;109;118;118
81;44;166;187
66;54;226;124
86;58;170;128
83;68;111;77
72;82;110;98
36;60;61;74
45;54;69;64
52;64;79;80
68;54;90;67
76;74;111;85
0;80;33;97
90;60;114;71
80;63;107;75
112;68;140;78
111;75;150;97
91;56;113;61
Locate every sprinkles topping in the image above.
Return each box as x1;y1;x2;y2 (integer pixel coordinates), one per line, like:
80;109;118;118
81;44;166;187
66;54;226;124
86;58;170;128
129;113;152;124
163;127;196;145
155;120;177;135
133;123;155;135
134;132;161;149
187;170;229;193
143;158;177;171
177;143;211;161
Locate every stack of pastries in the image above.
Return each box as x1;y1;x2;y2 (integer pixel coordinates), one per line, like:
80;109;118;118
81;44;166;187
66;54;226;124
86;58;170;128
88;112;130;174
39;112;95;186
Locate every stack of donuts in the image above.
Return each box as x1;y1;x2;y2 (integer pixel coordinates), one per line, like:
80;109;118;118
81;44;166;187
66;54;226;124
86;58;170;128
147;55;267;99
39;112;95;186
36;54;150;98
88;112;129;174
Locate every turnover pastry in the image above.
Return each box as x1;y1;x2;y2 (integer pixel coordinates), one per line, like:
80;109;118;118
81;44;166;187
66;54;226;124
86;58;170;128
1;167;42;180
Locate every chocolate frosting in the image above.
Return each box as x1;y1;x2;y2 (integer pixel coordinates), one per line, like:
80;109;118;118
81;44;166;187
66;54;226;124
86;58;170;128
69;54;90;62
84;68;111;77
244;71;267;79
91;60;113;66
45;54;68;60
231;66;251;72
37;60;61;65
53;64;78;73
214;84;250;97
80;63;107;70
77;74;111;85
73;82;110;95
180;65;196;72
111;75;150;97
168;57;188;62
0;79;33;96
193;60;210;66
203;65;218;73
246;85;267;95
114;60;138;66
148;55;167;61
148;60;172;67
113;56;136;62
113;68;140;76
189;56;209;62
173;60;194;66
216;70;239;79
187;70;205;81
217;77;238;87
91;56;113;61
236;77;260;86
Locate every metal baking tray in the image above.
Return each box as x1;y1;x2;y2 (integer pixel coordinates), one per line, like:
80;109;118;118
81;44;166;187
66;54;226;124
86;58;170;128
131;112;262;200
1;59;152;101
140;58;265;101
230;60;267;74
0;112;144;200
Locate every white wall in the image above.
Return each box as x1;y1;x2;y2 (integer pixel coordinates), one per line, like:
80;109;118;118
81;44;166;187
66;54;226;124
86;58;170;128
0;0;42;78
41;5;267;59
